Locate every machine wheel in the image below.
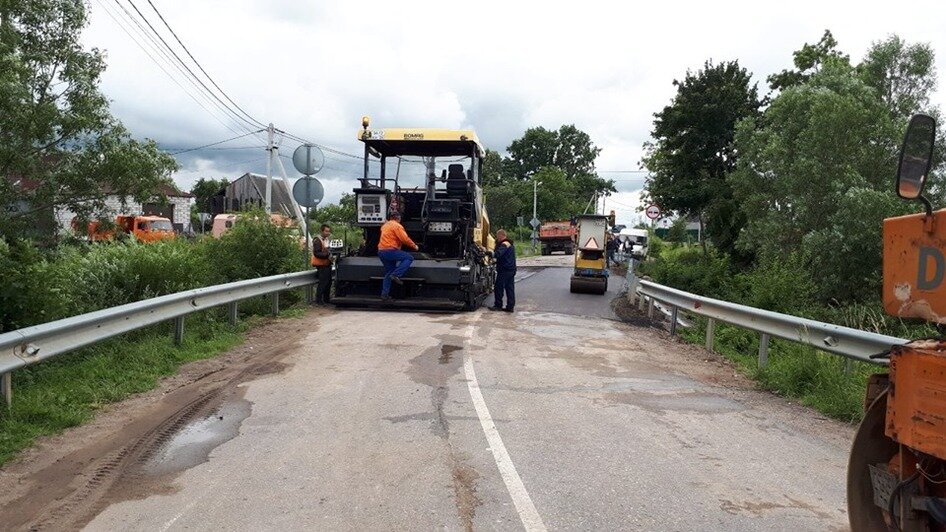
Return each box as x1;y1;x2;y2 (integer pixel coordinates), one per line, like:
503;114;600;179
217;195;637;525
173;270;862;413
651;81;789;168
848;391;898;531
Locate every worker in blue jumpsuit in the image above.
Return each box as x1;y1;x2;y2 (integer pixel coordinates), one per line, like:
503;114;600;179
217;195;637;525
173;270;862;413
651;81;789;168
490;229;516;312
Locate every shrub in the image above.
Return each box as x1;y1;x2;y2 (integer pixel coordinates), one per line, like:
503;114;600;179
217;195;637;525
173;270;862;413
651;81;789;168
58;239;213;314
733;253;816;314
0;239;69;331
203;211;303;283
639;246;734;300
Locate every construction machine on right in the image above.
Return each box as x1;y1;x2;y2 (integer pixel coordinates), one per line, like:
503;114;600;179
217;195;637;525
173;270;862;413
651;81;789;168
847;113;946;531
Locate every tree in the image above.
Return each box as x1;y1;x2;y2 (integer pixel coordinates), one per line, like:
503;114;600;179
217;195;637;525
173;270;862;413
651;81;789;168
484;185;522;230
642;60;761;256
190;178;228;212
666;217;688;243
529;166;578;221
768;30;849;91
859;35;937;121
502;125;614;214
481;148;506;188
0;0;177;239
311;193;356;224
504;124;602;180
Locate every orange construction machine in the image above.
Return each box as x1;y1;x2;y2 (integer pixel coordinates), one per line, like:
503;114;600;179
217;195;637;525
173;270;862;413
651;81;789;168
538;220;576;255
74;215;175;243
848;114;946;531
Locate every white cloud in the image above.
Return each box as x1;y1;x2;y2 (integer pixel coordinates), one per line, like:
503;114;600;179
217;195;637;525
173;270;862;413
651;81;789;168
83;0;946;207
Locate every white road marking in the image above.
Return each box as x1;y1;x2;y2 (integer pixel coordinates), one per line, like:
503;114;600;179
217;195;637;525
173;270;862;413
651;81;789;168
463;322;547;532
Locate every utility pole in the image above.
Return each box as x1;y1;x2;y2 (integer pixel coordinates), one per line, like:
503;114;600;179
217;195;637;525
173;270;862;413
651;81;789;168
532;179;539;222
265;123;274;212
532;179;541;251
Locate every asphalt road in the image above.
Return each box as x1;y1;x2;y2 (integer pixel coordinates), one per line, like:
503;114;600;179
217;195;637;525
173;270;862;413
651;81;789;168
5;255;854;531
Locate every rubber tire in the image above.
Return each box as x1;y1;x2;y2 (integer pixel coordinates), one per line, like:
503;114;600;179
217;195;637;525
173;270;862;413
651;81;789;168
847;391;897;532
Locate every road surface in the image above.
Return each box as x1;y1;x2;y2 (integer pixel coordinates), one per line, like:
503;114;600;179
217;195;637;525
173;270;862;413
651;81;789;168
0;254;853;531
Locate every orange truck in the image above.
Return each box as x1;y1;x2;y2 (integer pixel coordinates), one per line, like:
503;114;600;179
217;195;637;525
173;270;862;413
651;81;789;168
74;215;176;243
538;220;576;255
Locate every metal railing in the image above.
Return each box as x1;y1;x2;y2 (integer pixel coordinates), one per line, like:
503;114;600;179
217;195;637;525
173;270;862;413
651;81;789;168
0;270;318;406
625;267;906;368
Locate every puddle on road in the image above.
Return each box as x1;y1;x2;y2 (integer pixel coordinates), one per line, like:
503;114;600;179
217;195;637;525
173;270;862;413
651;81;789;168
439;344;462;364
144;399;252;476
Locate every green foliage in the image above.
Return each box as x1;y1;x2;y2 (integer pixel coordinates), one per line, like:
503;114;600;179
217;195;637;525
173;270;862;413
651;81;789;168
768;30;850;91
481;149;506;188
484;185;523;229
642;60;760;255
639;246;734;300
311;193;356;225
0;0;178;239
665;218;688;243
734;253;816;314
858;35;937;120
190;177;229;213
804;188;914;302
0;239;67;331
204;211;302;282
0;313;245;465
60;239;213;314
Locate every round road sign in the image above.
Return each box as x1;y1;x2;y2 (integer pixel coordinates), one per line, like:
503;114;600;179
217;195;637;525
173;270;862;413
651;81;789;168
292;176;324;208
292;144;324;176
645;204;661;220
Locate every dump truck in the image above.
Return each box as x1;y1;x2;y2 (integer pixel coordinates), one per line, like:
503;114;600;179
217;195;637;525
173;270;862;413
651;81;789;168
847;113;946;530
569;214;609;294
331;118;495;311
538;220;576;255
74;215;175;243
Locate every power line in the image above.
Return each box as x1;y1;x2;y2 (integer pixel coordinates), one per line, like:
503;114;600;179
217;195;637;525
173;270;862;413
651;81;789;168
168;131;264;154
121;0;261;136
94;0;248;137
144;0;266;130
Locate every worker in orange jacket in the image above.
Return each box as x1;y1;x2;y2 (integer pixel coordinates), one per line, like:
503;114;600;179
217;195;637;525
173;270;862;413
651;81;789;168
311;223;333;304
378;211;418;301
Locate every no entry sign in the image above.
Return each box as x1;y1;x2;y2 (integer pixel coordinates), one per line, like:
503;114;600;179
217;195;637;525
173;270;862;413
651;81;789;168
645;204;661;220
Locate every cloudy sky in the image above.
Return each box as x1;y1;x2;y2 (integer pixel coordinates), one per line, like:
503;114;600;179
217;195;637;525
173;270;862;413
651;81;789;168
82;0;946;226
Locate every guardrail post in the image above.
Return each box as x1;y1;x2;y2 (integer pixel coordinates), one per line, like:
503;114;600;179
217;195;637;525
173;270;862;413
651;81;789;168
271;292;280;316
705;318;715;352
637;293;646;311
174;316;185;345
228;302;238;326
305;285;314;304
1;372;11;408
758;333;770;369
843;358;853;377
669;306;679;336
647;298;655;319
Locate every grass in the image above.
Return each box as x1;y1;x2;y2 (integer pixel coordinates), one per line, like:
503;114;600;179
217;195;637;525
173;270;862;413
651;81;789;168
0;301;308;466
676;316;876;423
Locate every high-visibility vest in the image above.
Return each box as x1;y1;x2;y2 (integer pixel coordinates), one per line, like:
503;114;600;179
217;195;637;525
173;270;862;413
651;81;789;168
311;237;331;267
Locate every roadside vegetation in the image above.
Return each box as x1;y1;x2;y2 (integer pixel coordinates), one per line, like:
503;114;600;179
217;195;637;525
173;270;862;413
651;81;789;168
637;31;944;423
0;214;306;465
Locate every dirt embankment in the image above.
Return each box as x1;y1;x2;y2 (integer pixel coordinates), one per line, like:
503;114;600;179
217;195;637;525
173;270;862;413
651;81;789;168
0;310;326;530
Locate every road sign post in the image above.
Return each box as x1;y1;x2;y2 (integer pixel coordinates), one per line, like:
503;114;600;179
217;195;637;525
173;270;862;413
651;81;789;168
292;144;325;271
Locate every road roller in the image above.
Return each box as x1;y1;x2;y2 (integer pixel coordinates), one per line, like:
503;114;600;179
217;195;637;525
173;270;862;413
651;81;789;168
569;214;609;294
848;113;946;531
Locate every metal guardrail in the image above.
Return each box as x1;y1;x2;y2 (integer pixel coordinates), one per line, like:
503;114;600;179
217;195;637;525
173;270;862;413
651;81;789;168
0;270;318;406
626;267;906;367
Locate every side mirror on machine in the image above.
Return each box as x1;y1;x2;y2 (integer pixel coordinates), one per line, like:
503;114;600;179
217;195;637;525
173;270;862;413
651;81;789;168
896;114;937;213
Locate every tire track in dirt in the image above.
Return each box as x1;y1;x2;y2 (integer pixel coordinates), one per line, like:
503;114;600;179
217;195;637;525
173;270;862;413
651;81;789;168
0;314;317;531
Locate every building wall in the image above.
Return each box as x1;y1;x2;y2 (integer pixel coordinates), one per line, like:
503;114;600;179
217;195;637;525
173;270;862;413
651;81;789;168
56;195;194;235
